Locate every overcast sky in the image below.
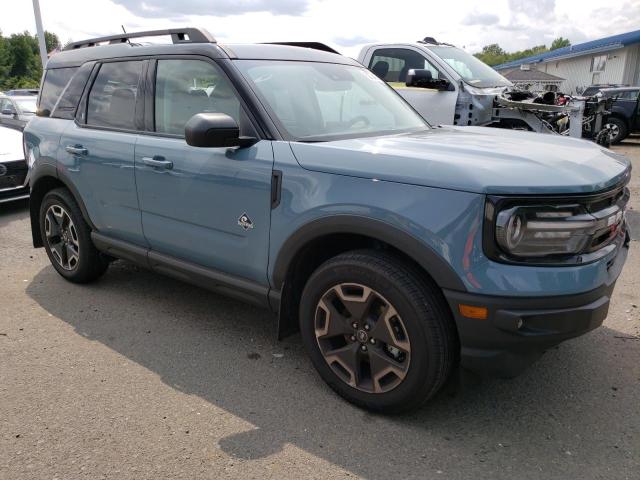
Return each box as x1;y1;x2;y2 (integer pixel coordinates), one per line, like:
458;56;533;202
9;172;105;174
4;0;640;57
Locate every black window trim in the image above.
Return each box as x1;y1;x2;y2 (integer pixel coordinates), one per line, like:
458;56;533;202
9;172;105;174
76;57;149;135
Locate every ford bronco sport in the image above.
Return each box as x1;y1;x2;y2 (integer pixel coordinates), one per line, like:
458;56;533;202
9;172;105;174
24;28;631;413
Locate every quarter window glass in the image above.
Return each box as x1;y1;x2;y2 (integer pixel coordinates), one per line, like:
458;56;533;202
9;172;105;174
87;61;143;130
155;59;241;136
369;48;442;83
51;63;94;120
39;67;78;114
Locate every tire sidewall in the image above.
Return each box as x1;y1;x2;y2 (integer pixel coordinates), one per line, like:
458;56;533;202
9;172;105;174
607;117;627;144
300;258;444;410
39;190;94;281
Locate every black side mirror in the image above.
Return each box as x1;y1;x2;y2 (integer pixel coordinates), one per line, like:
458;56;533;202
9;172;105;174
185;113;257;148
405;69;452;91
2;108;16;116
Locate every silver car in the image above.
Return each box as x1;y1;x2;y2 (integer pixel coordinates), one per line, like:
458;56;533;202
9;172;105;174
0;95;37;130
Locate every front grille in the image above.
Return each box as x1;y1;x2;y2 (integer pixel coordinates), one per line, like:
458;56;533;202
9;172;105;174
584;185;629;253
0;160;27;191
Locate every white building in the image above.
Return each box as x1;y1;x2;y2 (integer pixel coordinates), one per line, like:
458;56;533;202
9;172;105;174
494;29;640;94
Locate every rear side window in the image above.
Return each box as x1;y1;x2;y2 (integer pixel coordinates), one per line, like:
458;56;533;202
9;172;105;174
87;61;143;130
39;67;78;115
51;63;94;120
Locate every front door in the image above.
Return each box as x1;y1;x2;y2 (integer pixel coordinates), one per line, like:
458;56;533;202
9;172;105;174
367;47;458;125
134;58;274;285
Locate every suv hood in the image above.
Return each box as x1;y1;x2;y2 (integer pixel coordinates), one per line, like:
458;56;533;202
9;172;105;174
289;126;631;195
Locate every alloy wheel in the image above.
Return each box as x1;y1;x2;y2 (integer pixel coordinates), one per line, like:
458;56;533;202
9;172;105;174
604;122;620;142
44;204;80;271
314;283;411;393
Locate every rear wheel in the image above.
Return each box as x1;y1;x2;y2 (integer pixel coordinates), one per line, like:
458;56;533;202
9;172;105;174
299;250;457;413
40;188;109;283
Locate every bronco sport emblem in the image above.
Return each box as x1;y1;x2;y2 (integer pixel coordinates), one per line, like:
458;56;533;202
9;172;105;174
237;213;254;230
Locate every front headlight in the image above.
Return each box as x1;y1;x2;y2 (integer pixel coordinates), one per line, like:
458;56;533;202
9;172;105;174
495;204;595;257
485;188;628;264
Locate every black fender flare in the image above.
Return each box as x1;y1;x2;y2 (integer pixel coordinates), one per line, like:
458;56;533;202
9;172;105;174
271;215;466;292
29;164;97;247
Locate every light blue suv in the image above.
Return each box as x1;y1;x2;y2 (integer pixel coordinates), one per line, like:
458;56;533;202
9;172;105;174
24;28;631;412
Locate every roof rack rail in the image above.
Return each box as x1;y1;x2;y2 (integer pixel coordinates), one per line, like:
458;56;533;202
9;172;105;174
63;27;216;51
263;42;340;55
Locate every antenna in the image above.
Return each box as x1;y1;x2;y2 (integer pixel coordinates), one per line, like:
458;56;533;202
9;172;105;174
121;25;131;44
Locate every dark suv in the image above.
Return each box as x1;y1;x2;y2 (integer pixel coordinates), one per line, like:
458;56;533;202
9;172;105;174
599;87;640;144
24;28;631;413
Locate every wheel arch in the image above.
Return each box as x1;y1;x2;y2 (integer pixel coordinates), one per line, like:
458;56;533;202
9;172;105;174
29;166;96;248
272;215;466;339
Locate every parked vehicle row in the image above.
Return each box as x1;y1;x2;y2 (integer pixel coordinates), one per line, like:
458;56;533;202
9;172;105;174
18;28;633;412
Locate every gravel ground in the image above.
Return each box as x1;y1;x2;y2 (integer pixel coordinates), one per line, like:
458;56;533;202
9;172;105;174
1;138;639;480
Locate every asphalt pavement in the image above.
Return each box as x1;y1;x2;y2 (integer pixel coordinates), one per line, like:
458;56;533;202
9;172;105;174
1;139;639;479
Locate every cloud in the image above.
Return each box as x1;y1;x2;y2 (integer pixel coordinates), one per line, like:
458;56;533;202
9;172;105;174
333;35;377;47
508;0;556;21
111;0;312;18
461;13;500;26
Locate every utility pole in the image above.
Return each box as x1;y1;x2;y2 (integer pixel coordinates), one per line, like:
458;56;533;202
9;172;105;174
32;0;48;68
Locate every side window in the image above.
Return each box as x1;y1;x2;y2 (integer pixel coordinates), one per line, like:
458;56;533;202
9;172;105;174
369;48;442;83
39;67;78;115
0;98;11;113
154;59;241;136
87;61;143;130
620;90;639;100
51;63;94;120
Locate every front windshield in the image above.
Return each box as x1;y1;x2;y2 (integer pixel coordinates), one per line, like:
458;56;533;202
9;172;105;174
428;46;511;88
14;98;37;114
236;61;428;141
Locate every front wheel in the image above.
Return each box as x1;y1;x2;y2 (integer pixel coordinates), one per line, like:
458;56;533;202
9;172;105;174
299;250;457;413
40;188;109;283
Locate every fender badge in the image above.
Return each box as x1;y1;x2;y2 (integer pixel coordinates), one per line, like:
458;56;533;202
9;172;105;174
238;212;254;230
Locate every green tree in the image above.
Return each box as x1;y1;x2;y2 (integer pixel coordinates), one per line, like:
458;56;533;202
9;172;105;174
0;30;59;90
45;31;60;53
550;37;571;50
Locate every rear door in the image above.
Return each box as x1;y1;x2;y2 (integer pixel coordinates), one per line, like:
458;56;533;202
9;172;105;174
134;57;274;285
58;60;146;246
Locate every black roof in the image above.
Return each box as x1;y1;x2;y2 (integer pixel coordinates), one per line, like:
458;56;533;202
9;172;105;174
48;39;357;69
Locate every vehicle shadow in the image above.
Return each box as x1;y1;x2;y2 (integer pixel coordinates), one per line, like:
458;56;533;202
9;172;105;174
25;261;640;479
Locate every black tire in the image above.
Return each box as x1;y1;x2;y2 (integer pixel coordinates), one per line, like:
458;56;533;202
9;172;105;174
39;188;109;283
605;117;628;144
299;250;457;413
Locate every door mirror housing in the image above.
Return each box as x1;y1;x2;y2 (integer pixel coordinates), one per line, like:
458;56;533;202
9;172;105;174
2;107;17;117
185;113;257;148
405;69;452;91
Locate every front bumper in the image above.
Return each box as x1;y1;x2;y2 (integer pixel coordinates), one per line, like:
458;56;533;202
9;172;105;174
443;234;629;377
0;159;29;204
